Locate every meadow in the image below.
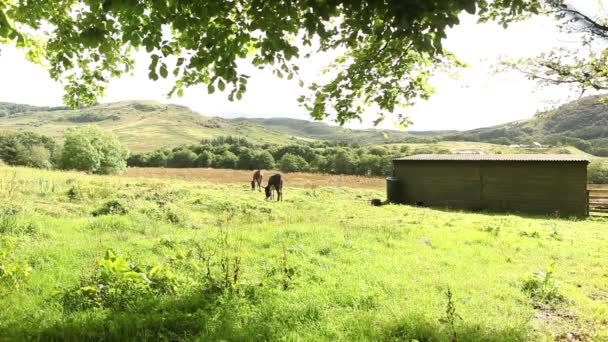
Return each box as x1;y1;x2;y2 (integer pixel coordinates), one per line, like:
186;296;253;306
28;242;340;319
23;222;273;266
1;165;607;341
124;167;386;190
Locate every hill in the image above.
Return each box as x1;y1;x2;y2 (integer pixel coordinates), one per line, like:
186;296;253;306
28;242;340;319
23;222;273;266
2;95;608;155
0;101;434;152
448;95;608;156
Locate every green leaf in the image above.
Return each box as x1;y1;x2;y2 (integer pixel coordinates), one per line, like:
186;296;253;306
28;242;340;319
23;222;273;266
148;70;158;81
207;84;215;94
218;79;225;91
159;64;168;78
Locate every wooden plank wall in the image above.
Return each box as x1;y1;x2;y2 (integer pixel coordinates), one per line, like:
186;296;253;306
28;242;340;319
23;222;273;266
393;161;589;216
588;184;608;214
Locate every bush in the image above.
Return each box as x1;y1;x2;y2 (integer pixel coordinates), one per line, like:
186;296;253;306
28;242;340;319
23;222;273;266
168;148;197;168
588;161;608;184
61;250;177;311
278;153;309;173
333;150;358;174
0;131;58;168
0;238;32;289
521;264;565;306
92;200;128;217
237;148;256;169
214;151;238;169
61;126;129;174
253;151;275;170
195;151;214;167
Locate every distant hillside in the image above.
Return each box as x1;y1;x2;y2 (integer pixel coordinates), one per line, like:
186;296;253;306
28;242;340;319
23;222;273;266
0;101;432;152
448;95;608;156
2;95;607;155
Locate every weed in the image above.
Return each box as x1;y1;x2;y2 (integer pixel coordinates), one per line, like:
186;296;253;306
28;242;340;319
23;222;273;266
163;204;187;226
92;200;128;216
0;207;39;236
282;245;294;290
0;207;18;234
520;231;540;238
439;287;462;342
61;249;178;311
0;239;32;290
66;185;82;201
522;263;565;306
87;215;136;232
549;224;562;241
482;224;501;236
159;237;177;249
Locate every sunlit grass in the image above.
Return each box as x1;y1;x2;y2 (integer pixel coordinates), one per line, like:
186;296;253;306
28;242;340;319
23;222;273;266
0;165;606;341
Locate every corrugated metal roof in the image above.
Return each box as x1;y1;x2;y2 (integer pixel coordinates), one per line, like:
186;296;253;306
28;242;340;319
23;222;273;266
393;154;589;162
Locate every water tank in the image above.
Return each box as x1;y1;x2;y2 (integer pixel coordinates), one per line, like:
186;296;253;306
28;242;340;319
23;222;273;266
386;177;401;203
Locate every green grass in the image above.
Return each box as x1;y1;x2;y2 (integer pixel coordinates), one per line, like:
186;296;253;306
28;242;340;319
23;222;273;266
0;166;607;341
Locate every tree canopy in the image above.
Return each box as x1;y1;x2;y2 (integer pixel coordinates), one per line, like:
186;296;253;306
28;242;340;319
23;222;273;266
61;125;129;174
0;0;541;125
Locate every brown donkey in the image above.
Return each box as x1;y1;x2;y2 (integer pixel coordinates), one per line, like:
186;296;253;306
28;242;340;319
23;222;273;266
264;173;283;201
251;170;263;191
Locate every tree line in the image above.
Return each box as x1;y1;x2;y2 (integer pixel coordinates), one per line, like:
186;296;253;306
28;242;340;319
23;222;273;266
0;126;128;175
127;136;451;177
2;130;607;183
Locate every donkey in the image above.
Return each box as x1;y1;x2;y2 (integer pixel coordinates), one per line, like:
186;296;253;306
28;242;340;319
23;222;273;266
251;170;263;191
264;173;283;201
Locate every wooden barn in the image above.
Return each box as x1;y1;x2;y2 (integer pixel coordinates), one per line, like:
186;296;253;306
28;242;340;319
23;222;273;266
387;154;589;216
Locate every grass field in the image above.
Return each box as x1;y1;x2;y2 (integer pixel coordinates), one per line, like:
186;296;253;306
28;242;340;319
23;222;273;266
1;165;607;341
124;167;386;190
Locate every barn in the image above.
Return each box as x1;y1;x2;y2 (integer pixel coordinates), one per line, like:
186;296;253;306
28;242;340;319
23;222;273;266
387;154;589;216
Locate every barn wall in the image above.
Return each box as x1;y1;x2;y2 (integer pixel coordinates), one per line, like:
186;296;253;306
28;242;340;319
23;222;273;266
394;161;483;210
393;161;588;216
480;162;587;216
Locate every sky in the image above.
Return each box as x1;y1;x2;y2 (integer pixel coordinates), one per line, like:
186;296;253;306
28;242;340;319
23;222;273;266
0;6;600;131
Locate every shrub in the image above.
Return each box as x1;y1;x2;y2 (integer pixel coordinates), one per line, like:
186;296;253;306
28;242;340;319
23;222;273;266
0;238;32;289
521;263;565;306
61;250;177;311
278;153;309;173
333;150;358;174
0;207;19;234
67;185;82;201
195;151;214;167
588;160;608;184
92;200;128;217
253;151;275;170
237;148;256;169
214;151;238;169
168;148;197;168
60;126;129;174
0;131;57;168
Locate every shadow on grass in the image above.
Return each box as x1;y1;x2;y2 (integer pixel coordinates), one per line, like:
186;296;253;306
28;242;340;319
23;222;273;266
1;288;533;342
395;202;588;222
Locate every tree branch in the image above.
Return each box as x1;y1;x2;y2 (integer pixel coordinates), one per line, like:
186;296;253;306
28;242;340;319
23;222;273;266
557;5;608;37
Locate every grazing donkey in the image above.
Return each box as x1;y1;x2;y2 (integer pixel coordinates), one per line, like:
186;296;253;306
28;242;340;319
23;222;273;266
251;170;263;191
265;173;283;201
